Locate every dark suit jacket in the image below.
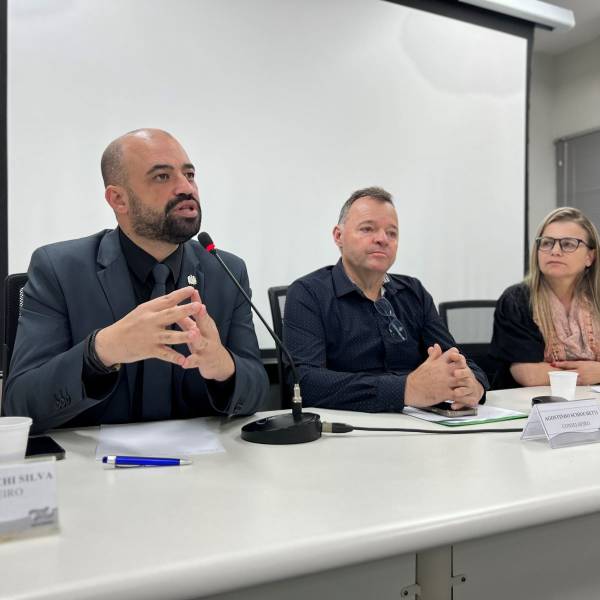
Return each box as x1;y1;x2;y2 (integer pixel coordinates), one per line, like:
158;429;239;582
4;229;268;433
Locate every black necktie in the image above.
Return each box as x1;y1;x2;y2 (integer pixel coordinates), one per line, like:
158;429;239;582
141;263;172;420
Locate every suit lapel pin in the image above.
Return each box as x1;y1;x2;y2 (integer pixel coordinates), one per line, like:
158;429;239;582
187;274;197;286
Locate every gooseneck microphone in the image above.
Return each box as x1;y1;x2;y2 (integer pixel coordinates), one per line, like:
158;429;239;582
197;232;322;444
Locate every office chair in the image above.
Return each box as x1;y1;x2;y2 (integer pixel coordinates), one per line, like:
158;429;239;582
267;286;291;408
2;273;28;397
438;300;499;389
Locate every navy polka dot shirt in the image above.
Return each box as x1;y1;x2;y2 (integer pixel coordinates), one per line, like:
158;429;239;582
283;259;488;412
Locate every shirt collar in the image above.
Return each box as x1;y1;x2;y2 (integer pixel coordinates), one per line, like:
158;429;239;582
332;258;403;299
118;227;183;285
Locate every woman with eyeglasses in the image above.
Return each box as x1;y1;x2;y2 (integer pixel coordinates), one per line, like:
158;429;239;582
490;207;600;387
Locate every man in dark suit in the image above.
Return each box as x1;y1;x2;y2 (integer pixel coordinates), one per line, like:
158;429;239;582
4;128;268;433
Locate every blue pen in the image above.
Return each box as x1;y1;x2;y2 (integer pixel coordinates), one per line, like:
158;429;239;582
102;455;193;468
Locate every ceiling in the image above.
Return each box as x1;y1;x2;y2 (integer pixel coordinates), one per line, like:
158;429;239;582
533;0;600;54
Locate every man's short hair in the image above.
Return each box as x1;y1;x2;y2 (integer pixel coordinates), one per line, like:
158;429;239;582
100;137;126;188
337;186;394;224
101;128;175;188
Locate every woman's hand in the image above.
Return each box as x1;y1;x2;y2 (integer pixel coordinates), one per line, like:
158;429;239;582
551;361;600;386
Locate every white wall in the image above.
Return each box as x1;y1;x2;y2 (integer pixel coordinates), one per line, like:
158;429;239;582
554;36;600;137
528;52;556;244
529;35;600;243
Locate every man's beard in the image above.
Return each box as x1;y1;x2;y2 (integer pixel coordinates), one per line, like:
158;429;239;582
127;190;202;244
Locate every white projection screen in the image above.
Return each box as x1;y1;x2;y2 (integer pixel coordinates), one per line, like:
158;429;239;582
8;0;527;348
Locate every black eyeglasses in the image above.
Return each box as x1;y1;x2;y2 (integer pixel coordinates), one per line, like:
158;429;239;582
374;296;407;342
536;236;592;254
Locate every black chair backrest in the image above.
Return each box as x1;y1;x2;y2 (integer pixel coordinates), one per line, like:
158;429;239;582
438;300;497;344
267;286;290;408
2;273;28;390
438;300;498;388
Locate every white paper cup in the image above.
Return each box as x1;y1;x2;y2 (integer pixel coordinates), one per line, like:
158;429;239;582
548;371;578;401
0;417;32;463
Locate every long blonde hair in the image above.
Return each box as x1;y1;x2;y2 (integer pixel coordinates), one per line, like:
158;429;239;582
526;207;600;342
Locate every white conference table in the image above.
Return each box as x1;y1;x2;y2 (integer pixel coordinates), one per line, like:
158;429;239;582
3;386;600;600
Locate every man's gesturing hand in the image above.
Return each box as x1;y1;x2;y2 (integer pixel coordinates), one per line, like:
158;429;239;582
178;289;235;382
94;286;202;367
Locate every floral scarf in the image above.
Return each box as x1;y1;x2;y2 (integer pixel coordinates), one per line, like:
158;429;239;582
543;291;600;362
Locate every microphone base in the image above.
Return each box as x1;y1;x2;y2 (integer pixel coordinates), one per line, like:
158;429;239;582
241;412;322;444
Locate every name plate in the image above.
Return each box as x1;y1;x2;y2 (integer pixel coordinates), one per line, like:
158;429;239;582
521;398;600;449
0;458;59;541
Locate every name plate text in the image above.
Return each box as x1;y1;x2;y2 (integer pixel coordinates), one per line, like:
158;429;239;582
522;398;600;449
0;459;59;541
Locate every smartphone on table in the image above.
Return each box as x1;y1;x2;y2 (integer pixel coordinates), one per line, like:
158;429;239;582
422;401;478;418
25;436;66;460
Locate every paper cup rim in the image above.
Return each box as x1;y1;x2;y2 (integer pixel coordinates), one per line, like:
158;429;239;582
0;416;33;431
548;371;578;377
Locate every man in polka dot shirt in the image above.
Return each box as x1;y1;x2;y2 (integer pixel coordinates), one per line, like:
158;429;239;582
283;187;487;413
